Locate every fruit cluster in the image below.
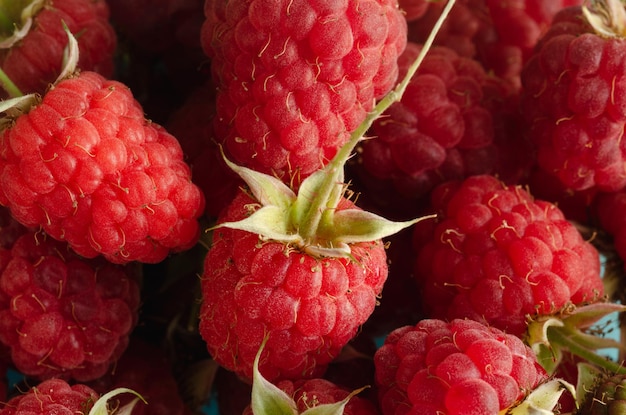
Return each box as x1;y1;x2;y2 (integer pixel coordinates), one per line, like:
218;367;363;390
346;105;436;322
1;0;626;415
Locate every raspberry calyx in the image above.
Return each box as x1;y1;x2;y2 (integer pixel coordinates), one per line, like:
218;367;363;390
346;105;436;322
583;0;626;37
527;302;626;375
212;0;456;258
0;0;44;47
88;387;146;415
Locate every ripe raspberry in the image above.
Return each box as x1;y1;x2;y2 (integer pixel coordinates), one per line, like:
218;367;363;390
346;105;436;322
0;0;117;98
520;1;626;192
0;378;99;415
414;174;604;337
202;0;407;182
406;0;583;90
242;378;378;415
374;318;549;415
351;42;521;219
199;190;388;381
0;230;141;381
0;71;205;264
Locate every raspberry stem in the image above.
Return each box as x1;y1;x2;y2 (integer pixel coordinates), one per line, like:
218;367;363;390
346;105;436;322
548;325;626;375
0;65;22;97
296;0;456;242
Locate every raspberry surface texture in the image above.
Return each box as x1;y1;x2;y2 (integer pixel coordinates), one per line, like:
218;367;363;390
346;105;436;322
374;318;548;415
0;229;141;381
202;0;407;182
0;71;205;264
414;174;604;337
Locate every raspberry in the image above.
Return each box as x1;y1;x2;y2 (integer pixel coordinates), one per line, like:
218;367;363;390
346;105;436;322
406;0;583;90
0;378;99;415
199;189;388;382
0;230;141;381
578;371;626;415
0;0;117;98
374;318;548;415
202;0;407;182
414;174;604;337
520;2;626;192
0;71;205;264
352;42;519;219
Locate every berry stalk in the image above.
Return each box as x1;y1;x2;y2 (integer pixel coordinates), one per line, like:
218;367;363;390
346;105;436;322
296;0;456;243
0;66;23;98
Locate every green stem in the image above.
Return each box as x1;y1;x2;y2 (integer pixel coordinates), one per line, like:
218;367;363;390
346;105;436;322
0;66;23;98
297;0;456;240
0;6;15;35
549;326;626;375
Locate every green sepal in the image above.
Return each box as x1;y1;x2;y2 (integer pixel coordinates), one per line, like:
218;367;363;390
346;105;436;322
58;23;80;83
215;204;303;244
300;387;367;415
502;379;576;415
88;387;147;415
222;148;296;209
251;338;298;415
319;208;434;244
0;0;45;48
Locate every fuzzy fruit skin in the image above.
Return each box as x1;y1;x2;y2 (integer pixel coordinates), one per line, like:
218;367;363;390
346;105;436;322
414;174;604;337
199;190;388;382
0;378;99;415
520;5;626;192
242;378;379;415
202;0;407;182
0;229;141;381
0;0;117;98
0;71;205;264
374;318;549;415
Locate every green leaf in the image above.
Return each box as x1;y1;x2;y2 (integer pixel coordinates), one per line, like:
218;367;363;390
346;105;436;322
575;362;603;407
561;302;626;329
251;339;298;415
88;388;147;415
215;205;302;244
222;148;296;209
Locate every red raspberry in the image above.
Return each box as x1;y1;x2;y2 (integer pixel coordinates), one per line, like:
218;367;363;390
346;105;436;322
352;42;519;219
202;0;407;182
0;0;117;97
0;230;141;381
0;378;99;415
0;71;205;264
199;190;388;382
374;318;549;415
520;2;626;192
242;378;378;415
414;175;604;337
406;0;583;90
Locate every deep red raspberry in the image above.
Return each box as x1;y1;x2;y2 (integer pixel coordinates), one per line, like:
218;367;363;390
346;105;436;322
375;318;548;415
0;71;205;264
202;0;407;182
199;189;388;382
0;378;99;415
0;0;117;98
406;0;583;90
0;230;141;381
414;175;604;337
352;42;522;219
520;3;626;192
